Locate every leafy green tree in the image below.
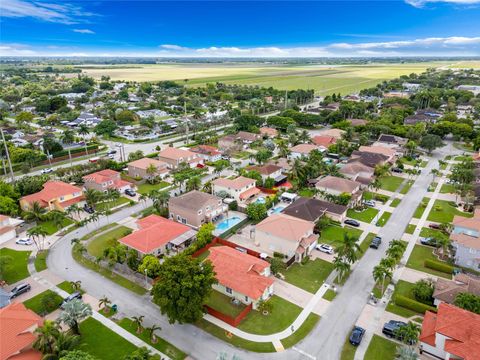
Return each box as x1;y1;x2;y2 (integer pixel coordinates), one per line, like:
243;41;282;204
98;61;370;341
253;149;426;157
138;255;161;278
233;114;262;132
396;345;419;360
94;120;118;136
186;176;202;191
0;195;19;216
196;223;215;248
116;110;138;125
412;279;434;304
420;134;444;155
254;148;273;165
16;111;34;126
58;299;93;335
151;253;217;324
246;202;267;222
454;292;480;314
33;320;60;355
263;177;275;189
60;350;98;360
269;257;286;275
124;347;158;360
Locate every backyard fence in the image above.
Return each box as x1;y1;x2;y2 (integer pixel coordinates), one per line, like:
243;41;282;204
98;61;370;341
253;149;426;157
192;236;262;259
204;303;253;327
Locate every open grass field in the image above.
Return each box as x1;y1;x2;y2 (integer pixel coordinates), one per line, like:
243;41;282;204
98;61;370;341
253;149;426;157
79;62;446;95
0;248;31;284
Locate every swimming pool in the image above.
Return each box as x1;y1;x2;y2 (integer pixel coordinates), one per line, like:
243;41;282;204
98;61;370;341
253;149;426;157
270;205;286;214
255;196;266;204
215;216;243;232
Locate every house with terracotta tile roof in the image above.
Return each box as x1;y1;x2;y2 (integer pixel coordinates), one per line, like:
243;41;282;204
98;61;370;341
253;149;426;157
0;215;24;245
420;303;480;360
119;214;196;256
19;181;84;212
246;164;285;184
315;175;363;207
288;144;322;160
259;127;278;138
0;303;43;360
212;176;258;203
348;151;390;168
236;131;261;144
311;135;336;149
339;162;375;182
433;274;480;306
255;213;318;262
315;128;345;140
450;210;480;271
168;190;227;228
207;246;274;309
218;134;242;153
82;169;133;194
190;145;222;162
348;119;368;127
127;157;170;180
157;147;203;169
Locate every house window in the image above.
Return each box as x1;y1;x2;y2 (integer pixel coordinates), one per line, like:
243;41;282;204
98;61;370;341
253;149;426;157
181;218;187;224
226;287;232;294
59;196;64;201
198;210;203;215
245;295;249;302
176;215;181;221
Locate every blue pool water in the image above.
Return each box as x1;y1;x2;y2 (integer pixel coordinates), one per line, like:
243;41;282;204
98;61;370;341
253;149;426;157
255;197;266;204
215;216;242;232
271;206;285;214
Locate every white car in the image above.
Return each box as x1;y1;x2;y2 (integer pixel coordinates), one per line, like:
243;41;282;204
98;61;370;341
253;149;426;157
363;200;376;207
316;243;334;254
41;168;53;174
16;238;33;246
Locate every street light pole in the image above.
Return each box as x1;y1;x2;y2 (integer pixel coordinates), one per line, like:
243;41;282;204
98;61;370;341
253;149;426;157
144;268;148;288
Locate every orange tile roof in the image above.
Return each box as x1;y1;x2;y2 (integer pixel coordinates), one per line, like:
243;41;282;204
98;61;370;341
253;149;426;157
213;176;256;190
259;127;278;137
420;303;480;360
290;144;319;154
207;246;274;300
20;181;83;207
128;157;169;170
256;213;315;242
0;303;43;360
158;147;198;160
190;145;222;156
239;187;260;200
119;214;195;254
83;170;132;190
311;135;336;148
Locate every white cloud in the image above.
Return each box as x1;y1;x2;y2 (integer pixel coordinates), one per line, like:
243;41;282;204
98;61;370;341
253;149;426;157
73;29;95;34
405;0;480;7
0;0;96;24
159;44;187;50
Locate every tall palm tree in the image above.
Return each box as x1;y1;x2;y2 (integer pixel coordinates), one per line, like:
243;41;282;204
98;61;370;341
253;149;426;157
395;321;420;345
298;130;310;143
58;299;93;335
372;263;392;296
27;226;48;251
132;315;145;334
77;124;90;155
105;188;120;210
145;164;157;183
48;331;81;360
336;233;361;264
146;324;162;343
333;256;351;283
186;176;201;191
33;320;60;355
98;296;112;313
70;280;82;291
24;201;47;223
436;237;451;260
66;204;81;221
84;189;102;208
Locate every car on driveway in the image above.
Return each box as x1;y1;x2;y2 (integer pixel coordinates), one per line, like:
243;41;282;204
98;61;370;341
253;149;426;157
9;283;31;298
344;219;360;227
370;236;382;249
41;168;53;174
392;167;403;173
349;326;365;346
107;149;117;155
363;200;376;207
61;291;82;308
382;320;407;339
428;223;441;230
125;188;137;197
420;237;439;247
316;243;334;254
16;238;33;246
83;204;94;214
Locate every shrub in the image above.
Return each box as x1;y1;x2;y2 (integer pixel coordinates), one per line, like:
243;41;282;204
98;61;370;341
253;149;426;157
412;279;434;304
424;259;454;274
394;295;437;314
228;200;238;211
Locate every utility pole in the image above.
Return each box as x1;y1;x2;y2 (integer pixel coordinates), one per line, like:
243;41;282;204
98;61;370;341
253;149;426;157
284;90;288;110
0;127;15;183
184;100;189;146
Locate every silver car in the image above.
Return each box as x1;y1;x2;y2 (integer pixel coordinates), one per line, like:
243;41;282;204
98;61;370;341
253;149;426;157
16;238;33;245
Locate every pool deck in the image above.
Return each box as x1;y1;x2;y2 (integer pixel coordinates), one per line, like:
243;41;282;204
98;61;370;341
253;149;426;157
213;210;247;236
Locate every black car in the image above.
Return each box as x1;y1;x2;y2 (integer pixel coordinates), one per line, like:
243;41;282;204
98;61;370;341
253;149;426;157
344;219;360;227
125;188;137;197
61;291;82;308
107;149;117;155
382;320;407;339
83;204;94;214
9;283;31;298
420;237;439;247
370;236;382;249
392;167;403;173
349;326;365;346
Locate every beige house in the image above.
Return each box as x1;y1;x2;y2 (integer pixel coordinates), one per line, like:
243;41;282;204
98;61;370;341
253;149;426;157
246;164;284;184
168;190;227;228
358;145;396;163
259;127;278;138
127;158;170;180
315;175;362;206
218;134;241;153
255;213;318;262
82;169;133;193
212;176;258;203
339;162;375;182
288;144;321;160
19;181;84;212
158;147;203;169
0;215;23;245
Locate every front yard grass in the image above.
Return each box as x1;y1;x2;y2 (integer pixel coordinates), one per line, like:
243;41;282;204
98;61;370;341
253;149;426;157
86;226;132;257
406;245;452;279
346;207;379;223
57;281;85;294
405;224;417;234
137;181;170;195
440;183;455;194
319;225;363;248
205;290;247;318
378;176;404;192
23;289;63;315
298;188;316;198
427;199;473;223
237;296;301;335
340;333;357;360
280;313;320;348
284;258;335;293
413;197;430;219
419;227;449;241
376;212;391;227
364;335;398;360
323;289;337;301
400;180;414;195
390;198;401;207
79;223;118;241
386;280;422;318
34;250;48;272
0;248;30;284
118;318;187;360
77;317;138;360
363;192;389;203
96;197;130;212
37;218;74;235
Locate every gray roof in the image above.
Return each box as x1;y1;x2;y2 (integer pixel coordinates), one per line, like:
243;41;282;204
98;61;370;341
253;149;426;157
169;190;220;210
283;197;347;221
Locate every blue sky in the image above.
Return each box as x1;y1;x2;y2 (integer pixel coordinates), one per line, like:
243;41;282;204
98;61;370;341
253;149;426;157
1;0;480;57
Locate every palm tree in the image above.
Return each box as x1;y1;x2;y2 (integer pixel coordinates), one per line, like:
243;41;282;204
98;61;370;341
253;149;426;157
336;233;361;264
436;237;450;260
396;345;419;360
430;168;440;184
27;226;48;251
89;212;100;228
70;280;82;291
146;324;162;343
60;129;75;145
386;243;404;262
84;188;102;208
98;296;112;313
48;331;81;360
77;124;90;155
333;256;351;283
277;139;290;158
395;321;420;345
33;320;60;355
24;201;47;223
132;315;145;334
298;130;310;143
139;194;148;209
145;164;157;184
49;210;66;231
105;188;120;210
67;204;81;221
186;176;201;191
372;263;392;296
58;299;93;335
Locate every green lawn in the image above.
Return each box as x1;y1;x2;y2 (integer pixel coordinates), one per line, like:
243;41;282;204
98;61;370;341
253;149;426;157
118;318;187;360
38;217;74;235
238;296;301;335
57;281;85;294
79;223;119;241
379;176;404;192
440;183;455;194
196;319;275;353
400;180;414;195
34;250;48;272
298;188;316;198
427;199;473;223
77;317;138;360
390;198;401;207
406;245;452;279
280;314;320;348
323;289;337;301
340;334;358;360
454;155;471;162
364;335;398;360
0;248;31;284
420;160;428;168
23;290;63;315
413;197;430;219
137;181;170;195
386;280;424;318
358;233;376;259
320;225;363;248
205;290;247;318
96;197;130;212
284;258;335;293
405;224;417;234
428;182;438;192
376;212;392;227
419;227;449;242
86;226;132;257
400;157;418;166
363;192;389;203
347;208;379;223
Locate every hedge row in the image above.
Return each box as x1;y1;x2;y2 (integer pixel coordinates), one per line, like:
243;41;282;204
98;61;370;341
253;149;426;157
395;295;437;314
52;144;99;158
424;259;454;274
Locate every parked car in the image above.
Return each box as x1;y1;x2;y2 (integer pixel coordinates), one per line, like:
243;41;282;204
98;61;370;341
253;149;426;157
125;188;137;197
41;168;53;174
370;236;382;249
363;200;376;207
392;167;403;173
61;292;82;308
83;204;95;214
344;219;360;227
9;283;31;298
16;238;33;246
382;320;407;339
316;243;334;254
107;149;117;155
107;154;115;159
89;157;100;163
428;223;441;230
221;155;230;160
349;326;366;346
420;237;439;247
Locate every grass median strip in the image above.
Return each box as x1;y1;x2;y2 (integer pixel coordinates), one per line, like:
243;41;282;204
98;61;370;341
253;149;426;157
34;250;48;272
